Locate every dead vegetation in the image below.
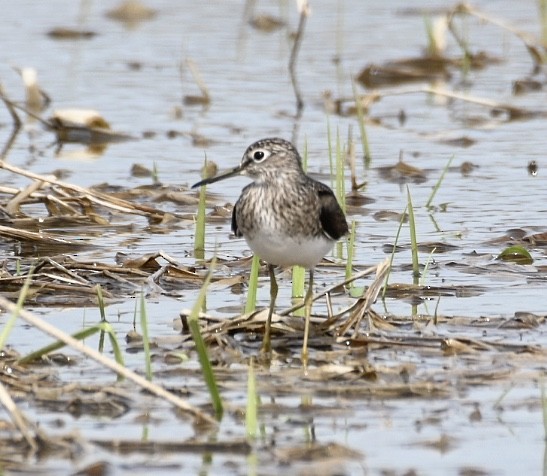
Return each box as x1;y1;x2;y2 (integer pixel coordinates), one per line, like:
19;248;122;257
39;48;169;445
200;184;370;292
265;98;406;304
1;1;547;473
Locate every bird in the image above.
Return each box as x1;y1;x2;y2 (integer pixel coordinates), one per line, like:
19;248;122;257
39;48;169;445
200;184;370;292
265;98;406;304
192;137;348;363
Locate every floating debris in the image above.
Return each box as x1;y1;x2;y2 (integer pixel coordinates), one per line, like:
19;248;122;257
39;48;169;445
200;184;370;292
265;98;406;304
131;163;153;177
377;153;428;184
48;109;134;144
513;78;543;95
47;27;97;40
249;14;285;32
357;58;451;88
106;0;157;24
527;160;538;176
440;136;476;148
459;161;478;176
373;210;409;223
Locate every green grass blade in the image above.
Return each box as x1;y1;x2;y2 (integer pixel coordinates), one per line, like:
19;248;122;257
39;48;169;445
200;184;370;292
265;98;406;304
96;284;106;321
0;268;33;350
98;327;106;353
194;161;208;261
542;380;547;441
292;265;305;298
335;129;346;259
188;257;223;419
96;285;107;353
406;186;420;283
140;292;152;381
245;357;258;439
382;207;407;299
541;0;547;46
17;320;126;368
245;254;261;314
133;294;138;328
420;247;436;286
433;296;441;326
152;160;159;184
17;326;101;365
291;265;305;317
345;220;356;281
101;321;125;370
425;156;453;209
335;128;346;215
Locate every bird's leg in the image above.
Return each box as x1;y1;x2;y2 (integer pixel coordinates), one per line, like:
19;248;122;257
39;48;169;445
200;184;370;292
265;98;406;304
302;268;314;366
261;263;277;354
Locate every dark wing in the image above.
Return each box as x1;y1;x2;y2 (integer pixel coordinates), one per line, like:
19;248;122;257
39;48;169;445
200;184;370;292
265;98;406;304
317;183;349;240
231;203;242;237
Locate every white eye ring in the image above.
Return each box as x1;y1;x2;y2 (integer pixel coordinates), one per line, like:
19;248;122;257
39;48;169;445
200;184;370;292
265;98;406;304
251;149;270;162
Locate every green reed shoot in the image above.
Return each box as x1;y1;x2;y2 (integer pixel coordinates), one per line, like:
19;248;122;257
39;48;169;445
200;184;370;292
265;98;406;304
94;285;125;374
292;265;305;298
245;254;261;314
105;323;125;371
194;155;210;261
18;326;99;364
335;130;347;259
0;268;33;350
433;296;441;325
541;0;547;46
188;257;223;419
406;187;420;283
335;129;346;215
132;294;138;328
292;265;305;317
425;156;453;209
96;285;107;353
245;357;258;439
345;220;357;281
420;247;436;286
428;211;442;234
96;285;106;321
141;425;149;442
381;207;407;300
541;380;547;440
18;321;125;368
351;79;371;166
152;161;159;184
246;452;258;476
302;138;308;171
140;291;152;381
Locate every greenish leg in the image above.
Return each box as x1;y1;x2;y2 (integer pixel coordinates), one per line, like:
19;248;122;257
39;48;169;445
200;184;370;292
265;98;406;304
302;268;314;366
261;264;277;354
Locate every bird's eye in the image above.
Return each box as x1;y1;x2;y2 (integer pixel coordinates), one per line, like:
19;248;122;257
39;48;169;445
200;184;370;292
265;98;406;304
252;149;269;162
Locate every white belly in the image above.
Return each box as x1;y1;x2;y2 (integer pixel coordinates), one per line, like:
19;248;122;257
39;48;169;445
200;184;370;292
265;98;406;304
244;229;335;268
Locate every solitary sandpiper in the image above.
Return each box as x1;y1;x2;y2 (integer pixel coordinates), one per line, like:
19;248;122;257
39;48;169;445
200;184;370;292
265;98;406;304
192;137;348;362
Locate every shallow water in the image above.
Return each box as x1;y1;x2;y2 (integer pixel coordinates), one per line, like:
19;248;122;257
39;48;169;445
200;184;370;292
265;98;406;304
1;0;547;474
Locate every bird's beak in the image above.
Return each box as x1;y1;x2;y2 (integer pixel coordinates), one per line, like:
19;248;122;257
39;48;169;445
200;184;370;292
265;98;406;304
191;164;243;189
